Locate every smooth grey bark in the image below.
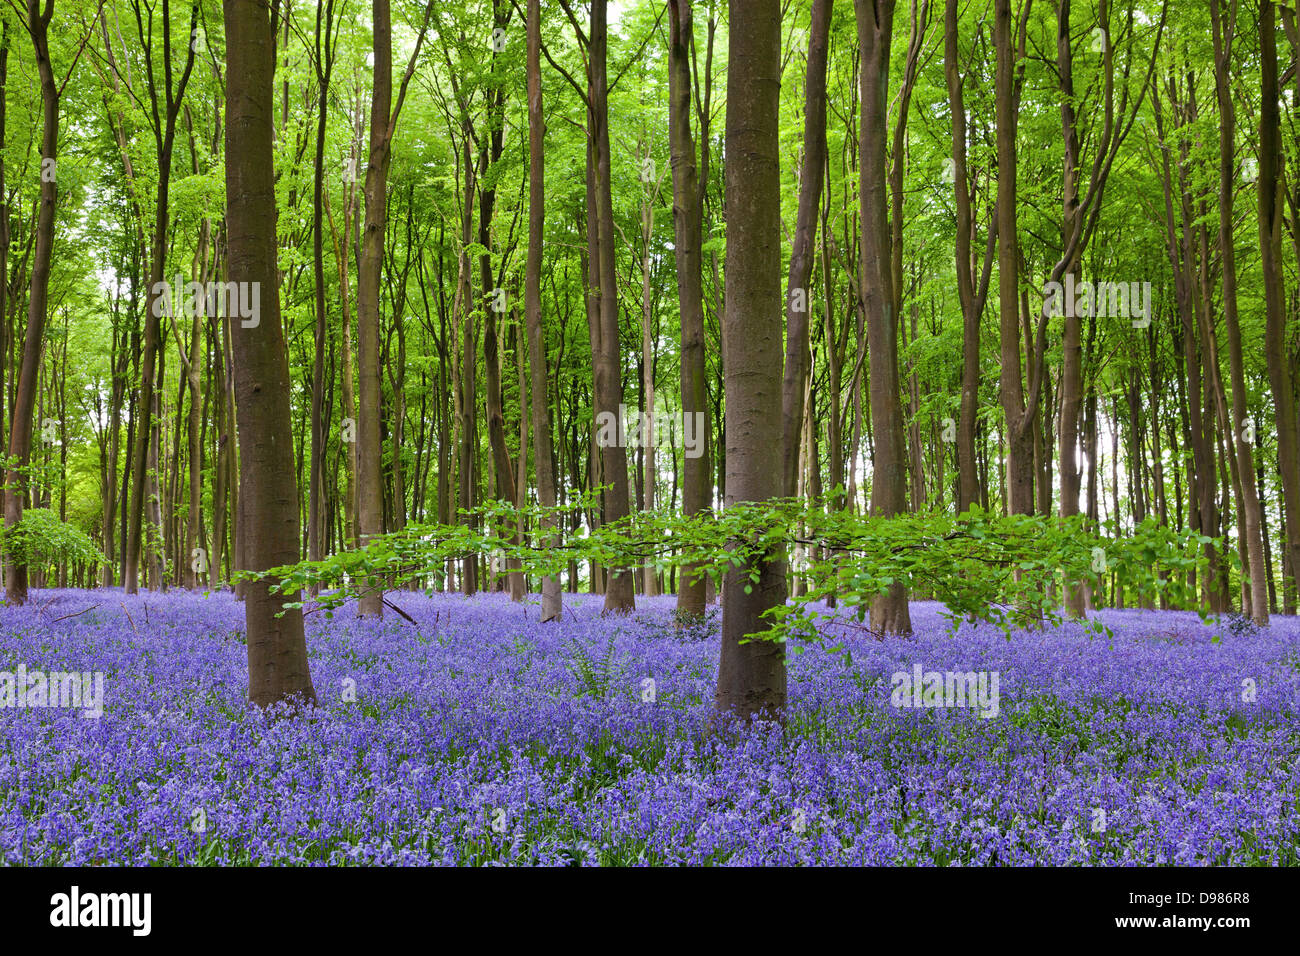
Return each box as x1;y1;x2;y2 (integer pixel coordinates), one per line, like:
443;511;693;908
715;0;787;719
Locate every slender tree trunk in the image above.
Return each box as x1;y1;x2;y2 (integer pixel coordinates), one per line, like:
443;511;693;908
1057;0;1085;614
993;0;1035;516
638;149;658;597
479;7;521;600
781;0;832;500
308;0;337;583
211;305;230;587
1260;0;1300;610
124;0;198;595
1210;0;1268;624
667;0;710;619
456;135;478;595
326;180;358;550
590;0;635;613
185;234;207;588
0;21;8;585
525;0;560;621
4;0;58;606
355;0;393;618
950;25;984;526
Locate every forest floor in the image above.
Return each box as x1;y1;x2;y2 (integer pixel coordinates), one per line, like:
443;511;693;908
1;589;1297;865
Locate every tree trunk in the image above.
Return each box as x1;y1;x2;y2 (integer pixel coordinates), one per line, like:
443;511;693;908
715;0;786;719
858;0;912;635
639;139;659;597
993;0;1034;517
590;0;635;613
185;236;207;588
781;0;832;500
948;0;984;515
479;7;521;600
124;0;197;595
667;0;711;619
525;0;560;621
1210;0;1268;625
355;0;394;618
308;0;338;584
457;135;478;596
4;0;58;606
1057;0;1085;614
1260;0;1300;611
224;0;315;707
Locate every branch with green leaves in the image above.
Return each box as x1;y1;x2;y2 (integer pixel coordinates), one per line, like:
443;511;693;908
249;492;1224;646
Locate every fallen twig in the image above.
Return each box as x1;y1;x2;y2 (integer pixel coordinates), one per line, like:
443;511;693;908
382;597;421;631
50;603;101;625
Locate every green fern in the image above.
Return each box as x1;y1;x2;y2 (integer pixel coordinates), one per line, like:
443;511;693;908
565;632;619;700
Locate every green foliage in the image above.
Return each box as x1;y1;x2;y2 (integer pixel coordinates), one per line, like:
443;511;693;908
565;632;620;701
255;492;1220;647
0;508;105;570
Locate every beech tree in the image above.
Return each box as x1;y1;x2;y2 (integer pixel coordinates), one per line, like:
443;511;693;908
780;0;832;501
667;0;710;619
3;0;60;606
307;0;341;582
715;0;786;719
224;0;315;706
121;0;199;595
588;0;636;614
1210;0;1268;625
857;0;911;635
524;0;560;622
1260;0;1300;610
355;0;433;617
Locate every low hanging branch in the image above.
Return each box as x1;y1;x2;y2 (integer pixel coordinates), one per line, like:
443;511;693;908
246;491;1223;648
